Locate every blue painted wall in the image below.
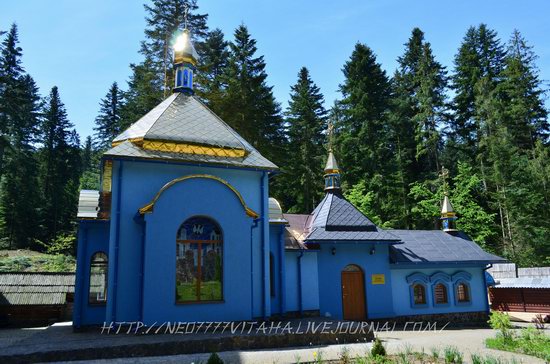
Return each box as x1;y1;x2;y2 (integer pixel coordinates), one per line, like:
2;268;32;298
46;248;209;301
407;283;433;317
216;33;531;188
390;266;488;316
269;225;283;315
284;251;319;313
316;243;395;319
74;220;110;327
103;159;266;324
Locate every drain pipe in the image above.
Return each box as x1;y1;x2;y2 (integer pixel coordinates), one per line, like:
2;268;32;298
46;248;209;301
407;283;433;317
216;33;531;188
483;263;493;315
250;217;260;318
260;171;269;319
297;248;304;317
111;161;123;323
133;213;146;322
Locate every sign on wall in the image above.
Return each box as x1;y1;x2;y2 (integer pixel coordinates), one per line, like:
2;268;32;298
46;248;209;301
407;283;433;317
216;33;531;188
371;274;385;285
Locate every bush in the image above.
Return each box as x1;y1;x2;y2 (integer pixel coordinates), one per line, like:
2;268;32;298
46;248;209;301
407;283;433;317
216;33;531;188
371;337;386;357
488;311;513;341
443;346;463;364
207;352;223;364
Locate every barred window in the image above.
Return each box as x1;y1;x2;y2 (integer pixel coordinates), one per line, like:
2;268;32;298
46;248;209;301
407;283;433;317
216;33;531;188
413;284;426;305
434;283;448;304
457;282;470;302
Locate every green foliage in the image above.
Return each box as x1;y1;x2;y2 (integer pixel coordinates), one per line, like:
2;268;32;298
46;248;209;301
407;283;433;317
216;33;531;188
488;311;513;341
345;181;388;227
443;346;463;364
93;82;124;150
486;326;550;362
0;252;75;272
371;337;387;357
281;67;327;213
339;346;351;364
42;233;76;255
206;352;224;364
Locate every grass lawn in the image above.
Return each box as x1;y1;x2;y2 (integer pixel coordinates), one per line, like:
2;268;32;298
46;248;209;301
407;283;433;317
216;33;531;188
485;327;550;362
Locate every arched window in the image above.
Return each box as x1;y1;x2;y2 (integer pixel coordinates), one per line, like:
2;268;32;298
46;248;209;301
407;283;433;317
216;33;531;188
413;284;426;305
176;216;223;303
89;252;108;304
433;283;448;304
456;282;470;303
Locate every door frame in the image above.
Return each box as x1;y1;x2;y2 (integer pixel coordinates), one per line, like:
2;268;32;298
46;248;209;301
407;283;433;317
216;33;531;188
341;264;367;320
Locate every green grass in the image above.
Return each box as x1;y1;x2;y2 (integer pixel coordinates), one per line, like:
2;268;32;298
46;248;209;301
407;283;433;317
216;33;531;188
485;327;550;362
0;251;75;272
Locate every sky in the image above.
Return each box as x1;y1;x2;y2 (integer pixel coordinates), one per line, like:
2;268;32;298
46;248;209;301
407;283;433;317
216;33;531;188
2;0;549;140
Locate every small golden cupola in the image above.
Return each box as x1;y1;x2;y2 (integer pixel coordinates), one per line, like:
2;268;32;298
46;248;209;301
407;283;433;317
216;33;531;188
173;26;199;94
440;194;457;232
324;150;341;192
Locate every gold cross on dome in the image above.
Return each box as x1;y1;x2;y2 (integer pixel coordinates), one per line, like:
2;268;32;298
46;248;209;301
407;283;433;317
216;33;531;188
327;121;334;151
183;5;189;30
439;166;449;193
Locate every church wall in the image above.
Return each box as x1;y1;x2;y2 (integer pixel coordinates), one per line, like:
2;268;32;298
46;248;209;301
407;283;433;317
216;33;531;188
390;266;488;317
284;251;319;313
74;220;110;327
104;159;265;324
317;243;395;319
269;225;283;315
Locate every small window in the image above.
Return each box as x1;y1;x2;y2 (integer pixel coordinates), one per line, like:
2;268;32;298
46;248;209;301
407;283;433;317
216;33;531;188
457;282;470;302
89;252;108;304
413;284;426;305
434;283;448;304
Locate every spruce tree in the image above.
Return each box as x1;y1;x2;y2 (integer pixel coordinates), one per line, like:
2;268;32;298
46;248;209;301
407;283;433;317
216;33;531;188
93;82;124;149
496;30;548;149
0;24;42;249
196;28;229;112
141;0;208;97
448;24;505;164
39;86;81;246
219;25;285;164
283;67;327;213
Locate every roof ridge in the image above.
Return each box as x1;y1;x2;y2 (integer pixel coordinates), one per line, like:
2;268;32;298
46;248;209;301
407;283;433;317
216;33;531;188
143;93;180;139
323;193;335;227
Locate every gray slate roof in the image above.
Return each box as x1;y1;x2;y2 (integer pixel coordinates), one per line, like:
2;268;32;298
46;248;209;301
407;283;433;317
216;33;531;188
0;273;75;306
310;193;379;232
389;230;506;265
107;93;278;171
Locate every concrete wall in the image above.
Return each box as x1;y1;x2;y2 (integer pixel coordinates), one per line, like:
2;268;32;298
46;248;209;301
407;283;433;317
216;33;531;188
316;243;395;319
391;266;488;317
104;159;267;324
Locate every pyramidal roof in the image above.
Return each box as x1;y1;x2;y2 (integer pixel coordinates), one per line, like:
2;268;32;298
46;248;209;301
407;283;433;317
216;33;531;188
105;93;278;170
441;194;455;214
304;192;400;242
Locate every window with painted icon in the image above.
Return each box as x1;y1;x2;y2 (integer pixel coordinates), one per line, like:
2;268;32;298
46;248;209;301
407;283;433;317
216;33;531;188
176;216;223;303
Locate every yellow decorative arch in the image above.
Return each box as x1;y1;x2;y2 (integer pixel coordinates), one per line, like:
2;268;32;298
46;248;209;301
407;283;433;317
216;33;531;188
138;174;259;219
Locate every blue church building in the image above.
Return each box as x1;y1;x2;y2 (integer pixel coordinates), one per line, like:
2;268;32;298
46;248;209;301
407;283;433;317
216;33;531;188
73;27;505;328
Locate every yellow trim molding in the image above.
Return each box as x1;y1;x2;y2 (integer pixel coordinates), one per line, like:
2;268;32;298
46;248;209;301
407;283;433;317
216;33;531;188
138;174;259;219
112;138;246;158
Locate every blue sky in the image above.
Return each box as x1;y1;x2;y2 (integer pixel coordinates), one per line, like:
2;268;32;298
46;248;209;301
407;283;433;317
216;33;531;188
2;0;549;140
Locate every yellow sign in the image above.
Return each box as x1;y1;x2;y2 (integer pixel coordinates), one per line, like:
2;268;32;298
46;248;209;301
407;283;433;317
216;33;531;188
372;274;385;285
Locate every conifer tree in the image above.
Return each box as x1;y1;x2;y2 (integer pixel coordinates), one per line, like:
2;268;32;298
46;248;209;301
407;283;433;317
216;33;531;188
219;25;285;164
196;28;229;112
283;67;327;213
93;82;124;149
39;86;81;246
448;24;505;163
0;24;42;249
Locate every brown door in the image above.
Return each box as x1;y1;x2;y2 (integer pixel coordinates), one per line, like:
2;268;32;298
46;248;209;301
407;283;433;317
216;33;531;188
341;265;366;320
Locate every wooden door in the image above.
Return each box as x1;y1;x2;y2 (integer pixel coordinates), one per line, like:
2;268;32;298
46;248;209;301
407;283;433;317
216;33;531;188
341;265;366;320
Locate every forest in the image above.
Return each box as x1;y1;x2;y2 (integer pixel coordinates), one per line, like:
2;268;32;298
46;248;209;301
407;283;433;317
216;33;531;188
0;0;548;267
